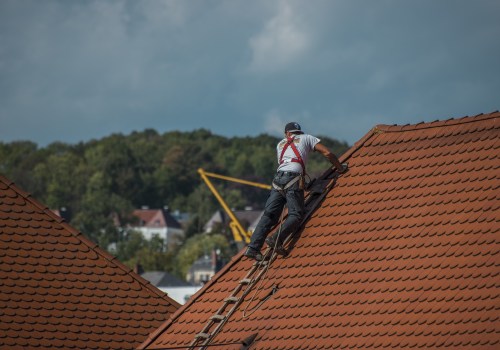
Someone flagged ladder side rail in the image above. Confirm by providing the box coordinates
[198,252,278,349]
[188,258,269,349]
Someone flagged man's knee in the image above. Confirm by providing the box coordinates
[262,210,280,224]
[287,211,303,226]
[287,203,304,220]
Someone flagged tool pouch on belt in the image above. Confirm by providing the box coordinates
[299,175,305,190]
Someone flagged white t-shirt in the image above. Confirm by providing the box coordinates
[276,134,321,173]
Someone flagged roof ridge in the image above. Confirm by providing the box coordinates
[338,126,381,164]
[0,175,180,308]
[375,111,499,134]
[333,111,499,165]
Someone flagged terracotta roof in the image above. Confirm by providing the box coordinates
[0,176,180,349]
[139,112,499,349]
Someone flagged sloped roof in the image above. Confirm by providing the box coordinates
[141,271,192,287]
[140,112,499,349]
[204,209,263,232]
[0,176,180,349]
[133,208,182,229]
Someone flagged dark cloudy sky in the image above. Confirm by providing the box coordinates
[1,0,499,146]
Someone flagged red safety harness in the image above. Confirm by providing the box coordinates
[279,136,305,174]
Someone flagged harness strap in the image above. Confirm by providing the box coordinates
[279,136,305,174]
[272,175,302,196]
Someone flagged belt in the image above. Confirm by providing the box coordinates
[273,173,303,195]
[277,170,302,176]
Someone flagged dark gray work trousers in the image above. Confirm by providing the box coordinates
[248,171,305,251]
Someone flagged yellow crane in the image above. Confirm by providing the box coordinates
[198,168,271,248]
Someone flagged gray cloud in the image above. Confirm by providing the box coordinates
[0,0,499,146]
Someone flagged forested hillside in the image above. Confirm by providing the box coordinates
[0,129,349,277]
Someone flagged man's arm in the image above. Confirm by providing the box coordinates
[314,143,346,173]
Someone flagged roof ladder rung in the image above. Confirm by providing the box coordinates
[195,332,211,339]
[254,260,268,267]
[210,314,225,322]
[224,296,239,303]
[190,250,276,347]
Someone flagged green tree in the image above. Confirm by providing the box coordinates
[0,141,46,194]
[173,233,230,279]
[72,171,133,248]
[115,230,146,262]
[183,185,218,238]
[117,232,177,272]
[84,134,143,203]
[34,151,87,210]
[127,129,164,208]
[1,128,350,276]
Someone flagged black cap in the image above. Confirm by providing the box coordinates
[284,122,303,134]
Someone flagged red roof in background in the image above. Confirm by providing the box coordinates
[133,209,182,229]
[140,112,499,349]
[0,177,180,349]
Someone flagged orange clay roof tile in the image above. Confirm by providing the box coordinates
[140,111,499,350]
[0,176,180,349]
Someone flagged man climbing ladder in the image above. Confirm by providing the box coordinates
[244,122,347,261]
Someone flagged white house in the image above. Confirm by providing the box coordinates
[129,208,184,248]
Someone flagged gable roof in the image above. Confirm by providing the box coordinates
[132,208,182,229]
[141,271,192,288]
[139,112,499,349]
[204,209,263,232]
[0,176,180,349]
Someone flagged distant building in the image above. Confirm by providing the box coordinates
[170,208,190,226]
[186,249,225,285]
[129,207,184,249]
[248,211,264,233]
[140,269,201,304]
[50,206,71,222]
[204,208,263,234]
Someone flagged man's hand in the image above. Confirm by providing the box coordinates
[337,163,348,174]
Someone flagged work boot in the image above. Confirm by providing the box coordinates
[243,247,263,261]
[265,236,287,256]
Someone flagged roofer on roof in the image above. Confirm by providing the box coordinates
[244,122,347,261]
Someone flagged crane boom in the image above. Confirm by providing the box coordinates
[198,168,271,246]
[199,170,272,190]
